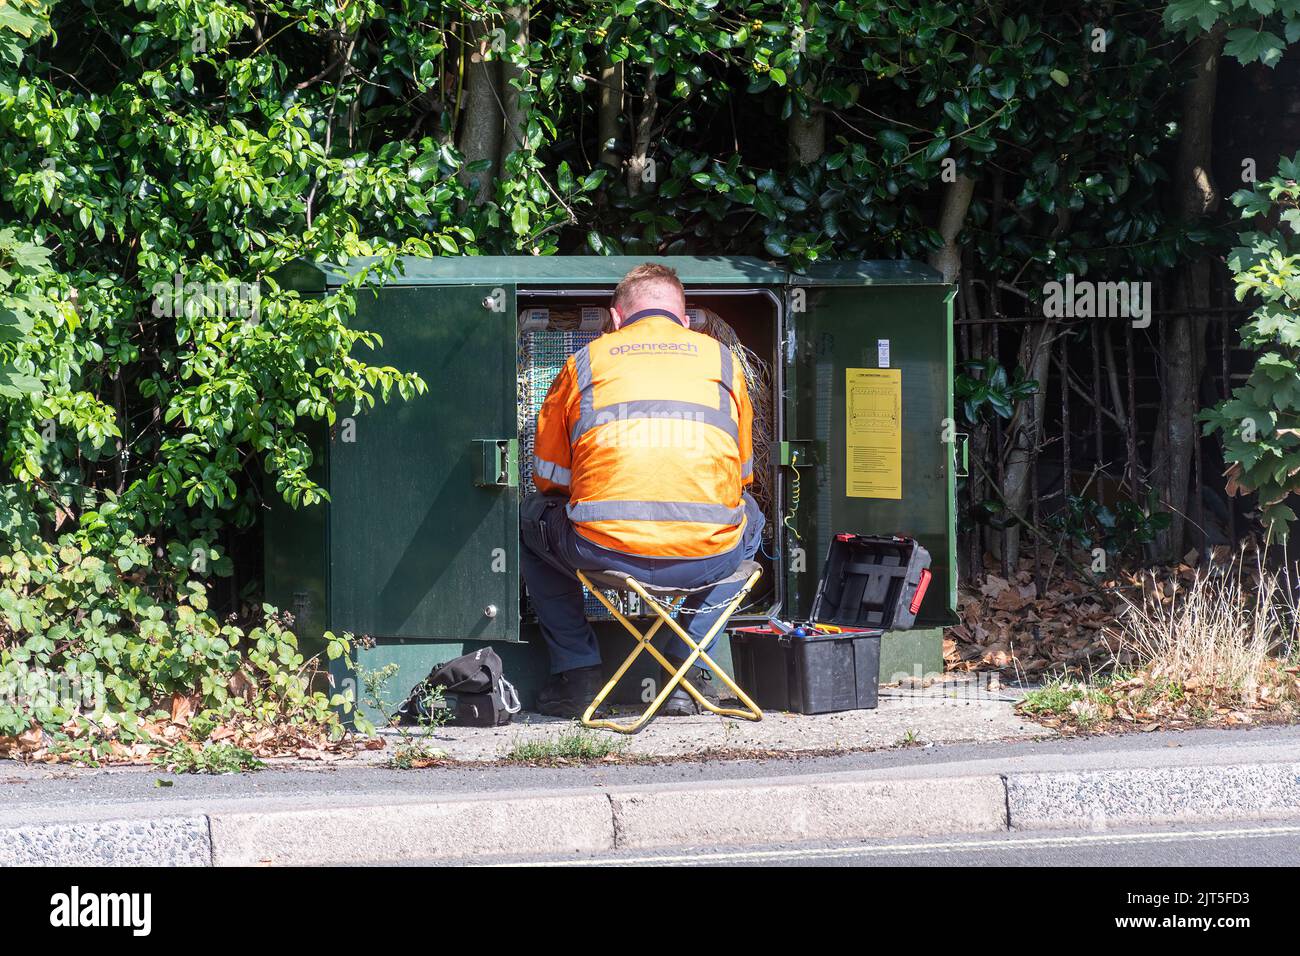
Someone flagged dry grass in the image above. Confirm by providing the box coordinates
[1019,554,1300,732]
[1114,556,1298,705]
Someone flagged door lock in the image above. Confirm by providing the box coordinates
[779,440,820,467]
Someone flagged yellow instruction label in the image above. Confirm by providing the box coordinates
[845,368,902,499]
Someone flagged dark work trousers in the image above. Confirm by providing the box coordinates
[520,492,766,674]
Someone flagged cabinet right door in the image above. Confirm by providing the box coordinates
[784,268,957,627]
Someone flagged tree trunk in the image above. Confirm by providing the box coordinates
[458,18,502,205]
[597,55,624,169]
[787,108,824,165]
[1000,320,1055,568]
[1153,23,1225,559]
[928,174,975,283]
[787,0,823,165]
[498,4,529,169]
[787,86,824,165]
[626,65,657,196]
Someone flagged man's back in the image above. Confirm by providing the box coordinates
[533,309,754,558]
[520,262,768,717]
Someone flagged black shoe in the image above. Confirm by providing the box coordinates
[657,658,722,716]
[536,665,605,719]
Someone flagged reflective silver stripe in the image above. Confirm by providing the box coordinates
[718,343,734,413]
[567,500,746,525]
[570,400,739,445]
[573,345,594,421]
[534,456,572,485]
[740,457,752,479]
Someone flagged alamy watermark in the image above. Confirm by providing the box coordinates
[0,667,106,718]
[151,275,261,323]
[590,403,713,450]
[883,667,1012,708]
[1041,273,1151,328]
[50,886,151,936]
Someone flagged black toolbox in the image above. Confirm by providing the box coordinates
[731,626,883,714]
[729,534,932,714]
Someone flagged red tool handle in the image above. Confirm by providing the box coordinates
[909,568,932,614]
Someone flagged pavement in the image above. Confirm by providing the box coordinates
[1,722,1298,866]
[366,673,1044,762]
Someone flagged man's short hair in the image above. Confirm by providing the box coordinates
[612,262,685,312]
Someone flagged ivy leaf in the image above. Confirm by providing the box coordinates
[763,232,790,257]
[877,129,909,153]
[510,204,530,236]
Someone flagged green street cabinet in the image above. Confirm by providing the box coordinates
[266,256,958,722]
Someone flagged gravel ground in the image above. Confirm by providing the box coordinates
[369,675,1047,762]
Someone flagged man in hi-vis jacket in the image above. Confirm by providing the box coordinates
[520,263,764,718]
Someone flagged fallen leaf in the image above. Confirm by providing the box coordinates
[980,575,1010,598]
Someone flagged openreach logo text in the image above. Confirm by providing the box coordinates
[50,886,152,937]
[608,341,699,356]
[1041,273,1152,328]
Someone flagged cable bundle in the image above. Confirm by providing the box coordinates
[693,307,775,521]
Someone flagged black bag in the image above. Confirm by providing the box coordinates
[396,648,521,727]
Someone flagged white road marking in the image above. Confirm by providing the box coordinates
[488,823,1300,867]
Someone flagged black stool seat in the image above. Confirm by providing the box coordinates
[580,559,761,598]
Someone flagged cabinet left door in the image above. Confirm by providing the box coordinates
[329,284,521,641]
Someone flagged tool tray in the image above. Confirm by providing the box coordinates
[810,533,932,630]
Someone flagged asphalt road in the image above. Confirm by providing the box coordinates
[449,819,1300,867]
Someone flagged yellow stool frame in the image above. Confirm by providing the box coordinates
[576,561,764,734]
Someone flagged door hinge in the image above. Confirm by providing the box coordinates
[473,438,518,487]
[953,432,969,478]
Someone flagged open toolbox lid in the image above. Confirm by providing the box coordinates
[810,534,932,630]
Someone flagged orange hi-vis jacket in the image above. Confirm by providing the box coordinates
[532,309,754,558]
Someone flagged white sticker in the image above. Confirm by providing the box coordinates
[877,339,890,368]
